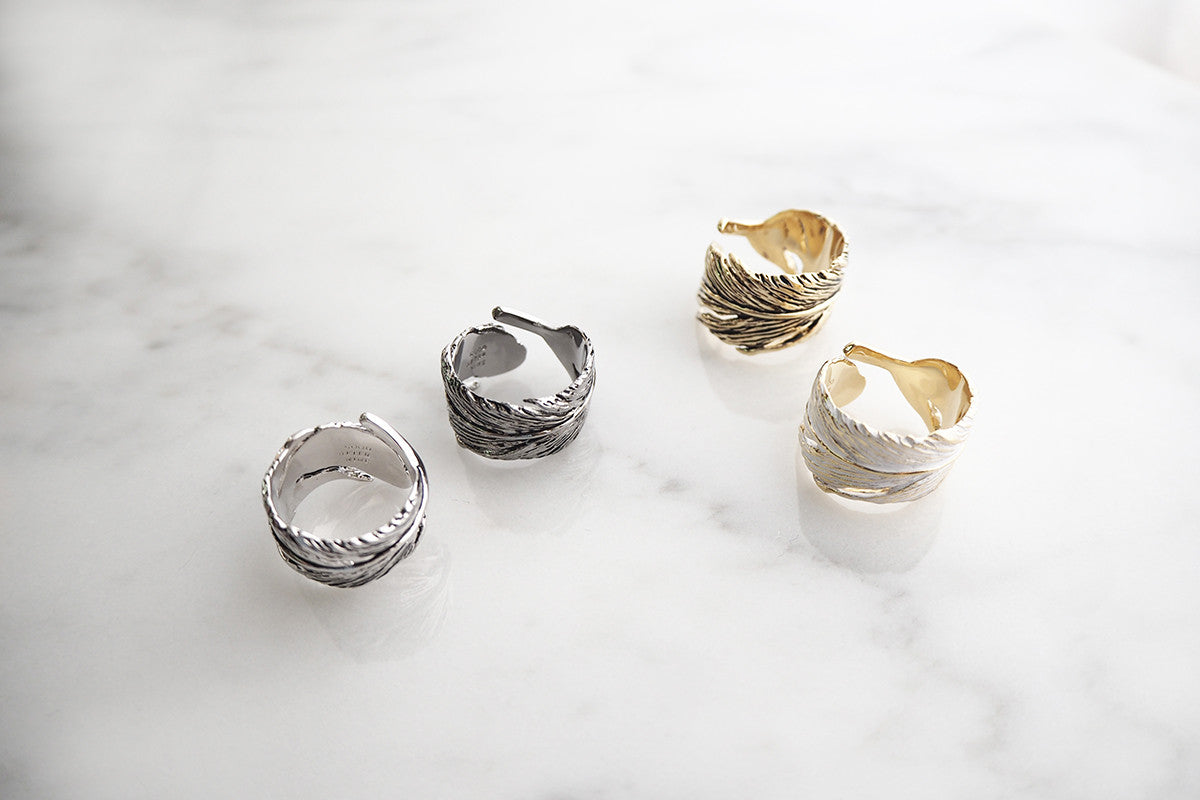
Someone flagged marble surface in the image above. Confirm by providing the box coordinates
[3,1,1200,797]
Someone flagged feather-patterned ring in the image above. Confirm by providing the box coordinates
[441,307,596,460]
[800,343,974,503]
[262,413,429,587]
[697,209,848,354]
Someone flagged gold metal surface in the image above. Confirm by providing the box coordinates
[697,209,848,354]
[718,210,846,275]
[831,343,972,433]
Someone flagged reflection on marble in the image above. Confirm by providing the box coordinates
[285,479,451,659]
[2,0,1200,797]
[290,540,451,662]
[795,442,943,573]
[694,317,832,422]
[459,432,601,535]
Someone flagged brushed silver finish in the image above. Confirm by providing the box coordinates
[262,412,428,587]
[441,307,596,460]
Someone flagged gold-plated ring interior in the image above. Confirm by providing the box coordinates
[718,209,846,275]
[826,343,972,434]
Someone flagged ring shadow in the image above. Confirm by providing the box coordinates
[292,538,451,661]
[458,430,601,534]
[248,478,453,662]
[693,319,834,422]
[793,440,943,573]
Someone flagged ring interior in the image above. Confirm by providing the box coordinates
[775,210,845,273]
[453,326,585,384]
[271,426,414,523]
[826,345,971,434]
[724,210,846,274]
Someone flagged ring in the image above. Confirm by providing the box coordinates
[262,412,429,587]
[441,307,596,460]
[697,209,848,353]
[800,343,974,503]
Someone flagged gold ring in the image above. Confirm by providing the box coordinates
[800,343,974,503]
[697,209,848,354]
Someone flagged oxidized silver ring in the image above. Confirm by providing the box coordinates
[698,209,848,353]
[262,412,428,587]
[800,343,974,503]
[441,307,596,460]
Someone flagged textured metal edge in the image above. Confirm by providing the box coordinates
[261,417,429,587]
[697,241,847,354]
[440,325,596,460]
[799,359,974,504]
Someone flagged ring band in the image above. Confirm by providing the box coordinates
[800,343,974,503]
[698,209,847,353]
[441,306,596,460]
[262,412,429,587]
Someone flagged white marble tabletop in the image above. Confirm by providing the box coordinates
[3,1,1199,797]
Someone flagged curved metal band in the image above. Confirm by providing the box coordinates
[800,344,974,503]
[697,209,848,354]
[441,307,596,460]
[261,412,428,587]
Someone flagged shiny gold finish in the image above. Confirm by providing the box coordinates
[697,209,848,354]
[717,210,846,275]
[830,343,972,433]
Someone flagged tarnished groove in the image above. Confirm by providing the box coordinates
[440,316,596,460]
[262,414,428,587]
[799,345,974,504]
[697,210,848,354]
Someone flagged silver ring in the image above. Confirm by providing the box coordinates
[800,343,974,503]
[698,209,848,353]
[262,412,429,587]
[441,306,596,460]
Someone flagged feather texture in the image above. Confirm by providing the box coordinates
[262,418,428,587]
[800,358,974,503]
[697,244,845,353]
[441,326,596,460]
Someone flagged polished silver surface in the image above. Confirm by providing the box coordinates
[262,412,428,587]
[441,307,596,460]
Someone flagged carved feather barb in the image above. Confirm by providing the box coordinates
[697,244,845,354]
[440,327,596,461]
[262,417,428,587]
[799,354,974,504]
